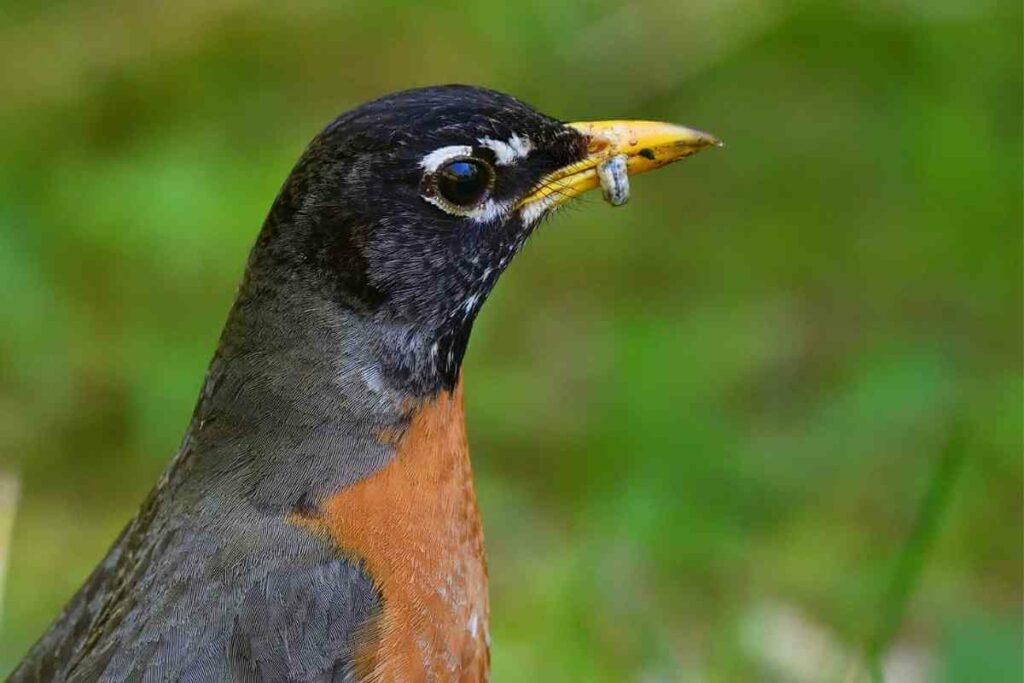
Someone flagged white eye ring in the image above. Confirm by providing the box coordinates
[424,156,495,214]
[419,146,510,221]
[419,145,473,173]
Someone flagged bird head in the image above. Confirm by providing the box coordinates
[249,85,719,395]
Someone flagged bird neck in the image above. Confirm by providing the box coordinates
[177,263,473,513]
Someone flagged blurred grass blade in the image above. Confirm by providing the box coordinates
[0,472,19,624]
[863,419,969,680]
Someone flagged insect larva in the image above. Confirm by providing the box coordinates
[597,154,630,206]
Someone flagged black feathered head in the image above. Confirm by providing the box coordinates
[246,85,718,393]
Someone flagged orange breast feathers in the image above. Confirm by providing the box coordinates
[294,381,490,682]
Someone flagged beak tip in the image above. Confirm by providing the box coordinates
[670,125,721,153]
[695,130,723,149]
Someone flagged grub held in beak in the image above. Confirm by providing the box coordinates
[519,120,721,214]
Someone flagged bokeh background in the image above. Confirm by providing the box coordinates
[0,1,1020,680]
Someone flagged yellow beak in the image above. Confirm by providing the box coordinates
[518,120,721,214]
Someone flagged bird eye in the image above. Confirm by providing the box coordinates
[435,158,494,208]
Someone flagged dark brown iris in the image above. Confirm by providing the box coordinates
[437,158,493,207]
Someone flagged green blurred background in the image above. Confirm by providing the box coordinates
[0,1,1020,680]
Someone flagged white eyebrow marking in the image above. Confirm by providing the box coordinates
[419,145,473,172]
[478,134,533,165]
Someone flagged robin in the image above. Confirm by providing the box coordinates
[10,85,719,682]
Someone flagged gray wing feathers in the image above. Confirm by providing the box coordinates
[10,518,379,683]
